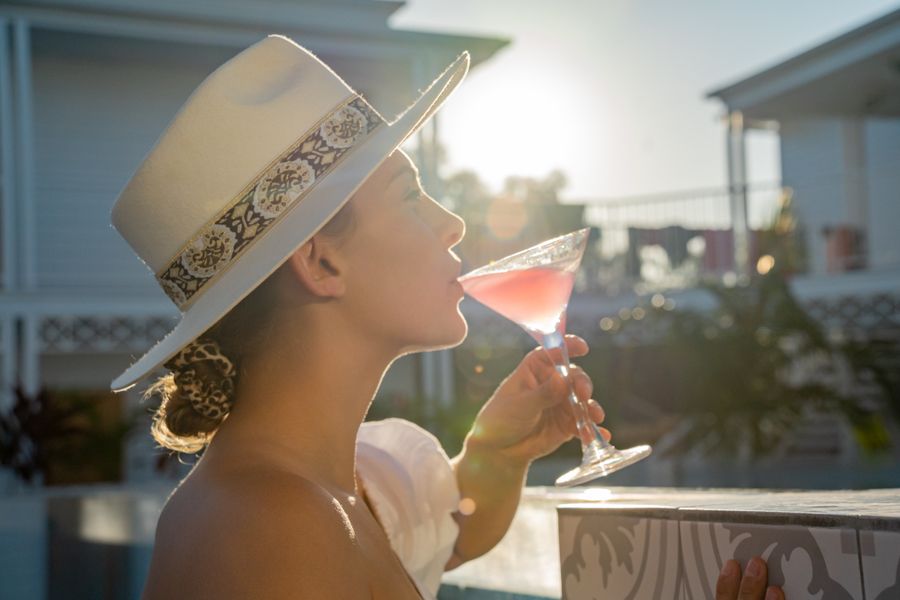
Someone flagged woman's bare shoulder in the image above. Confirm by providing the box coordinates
[145,468,369,599]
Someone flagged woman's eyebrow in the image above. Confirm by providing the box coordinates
[386,166,421,189]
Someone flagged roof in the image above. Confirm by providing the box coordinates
[706,6,900,120]
[2,0,510,67]
[3,0,510,118]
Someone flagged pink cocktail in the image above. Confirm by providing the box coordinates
[459,227,651,486]
[460,267,574,340]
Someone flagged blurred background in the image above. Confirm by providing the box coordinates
[0,0,898,598]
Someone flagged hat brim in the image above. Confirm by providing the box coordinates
[111,50,470,392]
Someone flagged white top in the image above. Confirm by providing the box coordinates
[356,418,461,599]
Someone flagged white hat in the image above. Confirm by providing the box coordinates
[110,34,470,392]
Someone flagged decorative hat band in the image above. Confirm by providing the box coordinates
[156,94,385,310]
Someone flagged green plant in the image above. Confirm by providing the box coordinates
[589,191,898,458]
[0,386,141,486]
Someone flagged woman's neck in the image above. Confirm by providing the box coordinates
[201,310,399,496]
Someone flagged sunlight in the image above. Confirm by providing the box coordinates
[579,487,613,501]
[439,53,612,195]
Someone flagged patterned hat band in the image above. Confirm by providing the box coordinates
[156,94,385,310]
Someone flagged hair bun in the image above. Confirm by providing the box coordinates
[164,337,237,420]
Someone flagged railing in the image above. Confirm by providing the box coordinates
[574,183,787,296]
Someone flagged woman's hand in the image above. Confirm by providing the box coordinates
[717,557,784,600]
[465,334,607,468]
[448,334,605,564]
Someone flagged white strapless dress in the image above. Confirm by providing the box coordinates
[356,418,461,600]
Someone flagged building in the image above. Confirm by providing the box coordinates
[0,0,508,483]
[630,6,900,487]
[707,6,900,282]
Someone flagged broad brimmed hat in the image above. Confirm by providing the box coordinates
[109,34,470,392]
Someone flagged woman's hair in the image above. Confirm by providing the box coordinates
[143,200,357,454]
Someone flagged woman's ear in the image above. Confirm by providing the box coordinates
[284,236,346,298]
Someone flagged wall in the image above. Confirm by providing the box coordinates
[865,117,900,270]
[780,115,900,275]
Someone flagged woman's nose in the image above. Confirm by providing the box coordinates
[441,206,466,249]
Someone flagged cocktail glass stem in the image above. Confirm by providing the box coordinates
[541,330,610,453]
[541,325,651,486]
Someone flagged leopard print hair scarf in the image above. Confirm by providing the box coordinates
[163,337,237,421]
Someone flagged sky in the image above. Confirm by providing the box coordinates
[389,0,900,202]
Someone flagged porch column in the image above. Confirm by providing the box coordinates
[13,18,34,291]
[726,110,750,280]
[20,314,40,397]
[0,20,14,410]
[0,19,14,294]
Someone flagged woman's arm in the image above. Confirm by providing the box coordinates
[444,335,601,569]
[444,436,531,568]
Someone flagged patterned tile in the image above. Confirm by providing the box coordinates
[680,519,863,600]
[558,509,680,600]
[859,529,900,600]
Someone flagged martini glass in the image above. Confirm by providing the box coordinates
[459,227,651,486]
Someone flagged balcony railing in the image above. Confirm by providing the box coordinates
[573,183,787,296]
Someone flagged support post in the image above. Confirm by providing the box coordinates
[0,19,16,293]
[13,18,34,291]
[726,110,749,280]
[19,314,40,397]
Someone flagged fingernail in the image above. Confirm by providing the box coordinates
[746,558,762,577]
[720,560,738,578]
[765,587,779,600]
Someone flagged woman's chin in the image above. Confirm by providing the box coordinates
[445,317,469,347]
[432,315,468,350]
[450,310,469,342]
[405,313,468,353]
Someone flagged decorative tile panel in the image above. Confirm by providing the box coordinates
[859,528,900,600]
[557,489,900,600]
[680,518,863,600]
[559,506,680,600]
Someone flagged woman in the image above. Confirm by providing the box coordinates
[110,35,783,599]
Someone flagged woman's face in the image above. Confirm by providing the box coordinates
[338,149,468,354]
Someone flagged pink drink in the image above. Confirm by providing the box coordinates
[460,266,575,336]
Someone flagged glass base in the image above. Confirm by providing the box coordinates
[554,442,652,487]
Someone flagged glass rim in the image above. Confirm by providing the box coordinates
[459,226,591,280]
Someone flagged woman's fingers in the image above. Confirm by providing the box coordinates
[531,364,593,411]
[539,334,589,358]
[716,560,740,600]
[560,398,610,443]
[586,397,605,424]
[716,557,776,600]
[527,335,589,377]
[737,557,768,599]
[572,366,593,403]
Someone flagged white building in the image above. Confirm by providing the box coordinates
[634,7,900,487]
[707,6,900,282]
[0,0,508,482]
